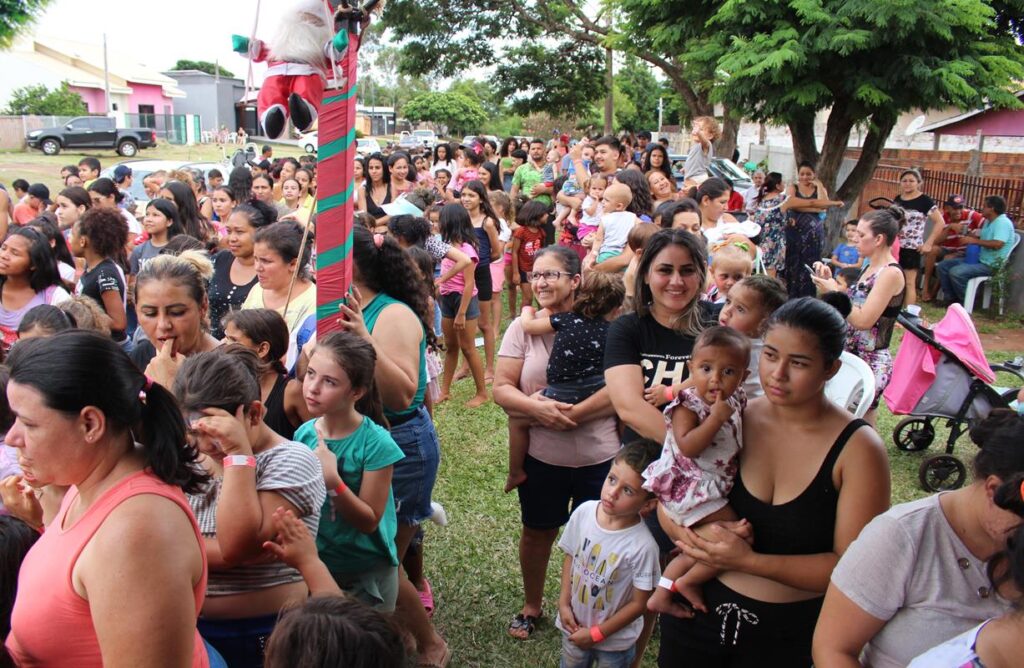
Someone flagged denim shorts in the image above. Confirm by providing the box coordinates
[518,455,612,530]
[439,291,480,320]
[388,405,441,525]
[561,636,636,668]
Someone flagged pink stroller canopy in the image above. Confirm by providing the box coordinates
[884,304,995,415]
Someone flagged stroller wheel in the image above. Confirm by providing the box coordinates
[919,455,967,492]
[893,417,935,452]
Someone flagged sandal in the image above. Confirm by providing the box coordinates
[507,612,541,639]
[419,578,435,618]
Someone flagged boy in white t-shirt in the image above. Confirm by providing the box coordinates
[557,440,662,668]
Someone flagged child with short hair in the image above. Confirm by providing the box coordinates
[511,200,549,307]
[705,242,753,303]
[644,326,752,617]
[577,175,607,249]
[835,266,862,292]
[831,220,862,269]
[622,223,660,313]
[718,274,787,399]
[557,440,662,668]
[504,273,626,492]
[684,116,721,184]
[586,183,638,267]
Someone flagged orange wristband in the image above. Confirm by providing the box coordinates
[664,386,674,403]
[589,626,605,643]
[327,481,348,497]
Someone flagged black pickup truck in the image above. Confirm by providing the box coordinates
[26,116,158,157]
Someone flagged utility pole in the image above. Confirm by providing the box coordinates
[603,10,613,136]
[214,58,221,134]
[103,33,111,116]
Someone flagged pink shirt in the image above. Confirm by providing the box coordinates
[439,242,479,296]
[7,470,209,667]
[498,318,620,467]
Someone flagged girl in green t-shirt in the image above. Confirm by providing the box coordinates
[296,331,405,611]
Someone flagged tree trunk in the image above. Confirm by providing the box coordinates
[816,104,855,194]
[788,116,819,168]
[717,109,740,162]
[821,112,899,249]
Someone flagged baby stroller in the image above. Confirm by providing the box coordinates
[884,304,1023,492]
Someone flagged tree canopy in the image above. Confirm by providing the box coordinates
[493,41,606,118]
[402,91,488,135]
[170,60,235,78]
[0,0,52,47]
[3,82,87,116]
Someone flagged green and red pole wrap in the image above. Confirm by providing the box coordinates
[315,26,358,335]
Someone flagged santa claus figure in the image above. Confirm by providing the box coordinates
[232,0,346,139]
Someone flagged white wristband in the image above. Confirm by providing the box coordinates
[658,576,677,592]
[223,455,256,468]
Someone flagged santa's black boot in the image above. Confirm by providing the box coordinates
[262,104,287,139]
[289,93,316,133]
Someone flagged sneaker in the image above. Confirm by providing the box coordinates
[429,501,448,526]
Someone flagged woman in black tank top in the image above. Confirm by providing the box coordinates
[658,298,890,668]
[811,207,906,423]
[221,309,309,439]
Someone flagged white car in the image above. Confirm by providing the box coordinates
[412,129,437,148]
[357,137,382,156]
[298,132,318,154]
[99,159,232,211]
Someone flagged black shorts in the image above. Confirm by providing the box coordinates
[658,579,823,668]
[898,247,922,270]
[517,454,612,530]
[474,263,492,302]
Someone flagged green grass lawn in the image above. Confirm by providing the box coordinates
[420,302,1024,667]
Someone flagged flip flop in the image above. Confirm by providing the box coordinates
[419,578,435,617]
[507,612,541,639]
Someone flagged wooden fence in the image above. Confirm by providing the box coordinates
[859,166,1024,221]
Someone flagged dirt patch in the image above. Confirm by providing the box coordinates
[979,328,1024,353]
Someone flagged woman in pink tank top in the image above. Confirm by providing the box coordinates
[1,331,212,667]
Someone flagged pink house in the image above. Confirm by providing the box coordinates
[0,36,185,120]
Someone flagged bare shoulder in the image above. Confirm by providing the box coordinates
[838,421,889,472]
[91,493,198,556]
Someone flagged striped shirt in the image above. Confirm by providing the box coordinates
[189,441,325,597]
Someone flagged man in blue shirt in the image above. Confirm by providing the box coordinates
[937,195,1018,305]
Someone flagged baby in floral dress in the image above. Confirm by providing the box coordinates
[644,326,751,617]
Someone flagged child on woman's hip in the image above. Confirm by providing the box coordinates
[642,326,752,618]
[504,273,625,494]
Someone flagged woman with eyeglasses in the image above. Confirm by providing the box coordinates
[493,245,620,641]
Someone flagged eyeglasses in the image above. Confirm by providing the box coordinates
[527,270,569,282]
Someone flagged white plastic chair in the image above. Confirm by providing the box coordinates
[963,232,1021,315]
[825,351,876,418]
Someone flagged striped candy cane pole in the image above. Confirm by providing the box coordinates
[315,22,358,335]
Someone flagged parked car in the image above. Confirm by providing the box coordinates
[397,132,421,151]
[668,155,754,192]
[26,116,158,157]
[412,129,437,148]
[298,131,318,154]
[357,137,382,156]
[99,159,231,213]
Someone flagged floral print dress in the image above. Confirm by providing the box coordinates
[642,387,746,527]
[846,263,905,406]
[752,193,788,272]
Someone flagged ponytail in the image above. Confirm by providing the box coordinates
[138,380,209,493]
[6,331,208,493]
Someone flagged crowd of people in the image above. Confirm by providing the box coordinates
[0,119,1020,668]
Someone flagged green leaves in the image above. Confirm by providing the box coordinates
[3,81,87,116]
[402,92,488,135]
[0,0,52,47]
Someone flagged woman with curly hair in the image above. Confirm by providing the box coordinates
[320,224,450,666]
[69,207,129,346]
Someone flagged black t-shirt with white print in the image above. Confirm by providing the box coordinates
[77,257,127,341]
[604,301,720,444]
